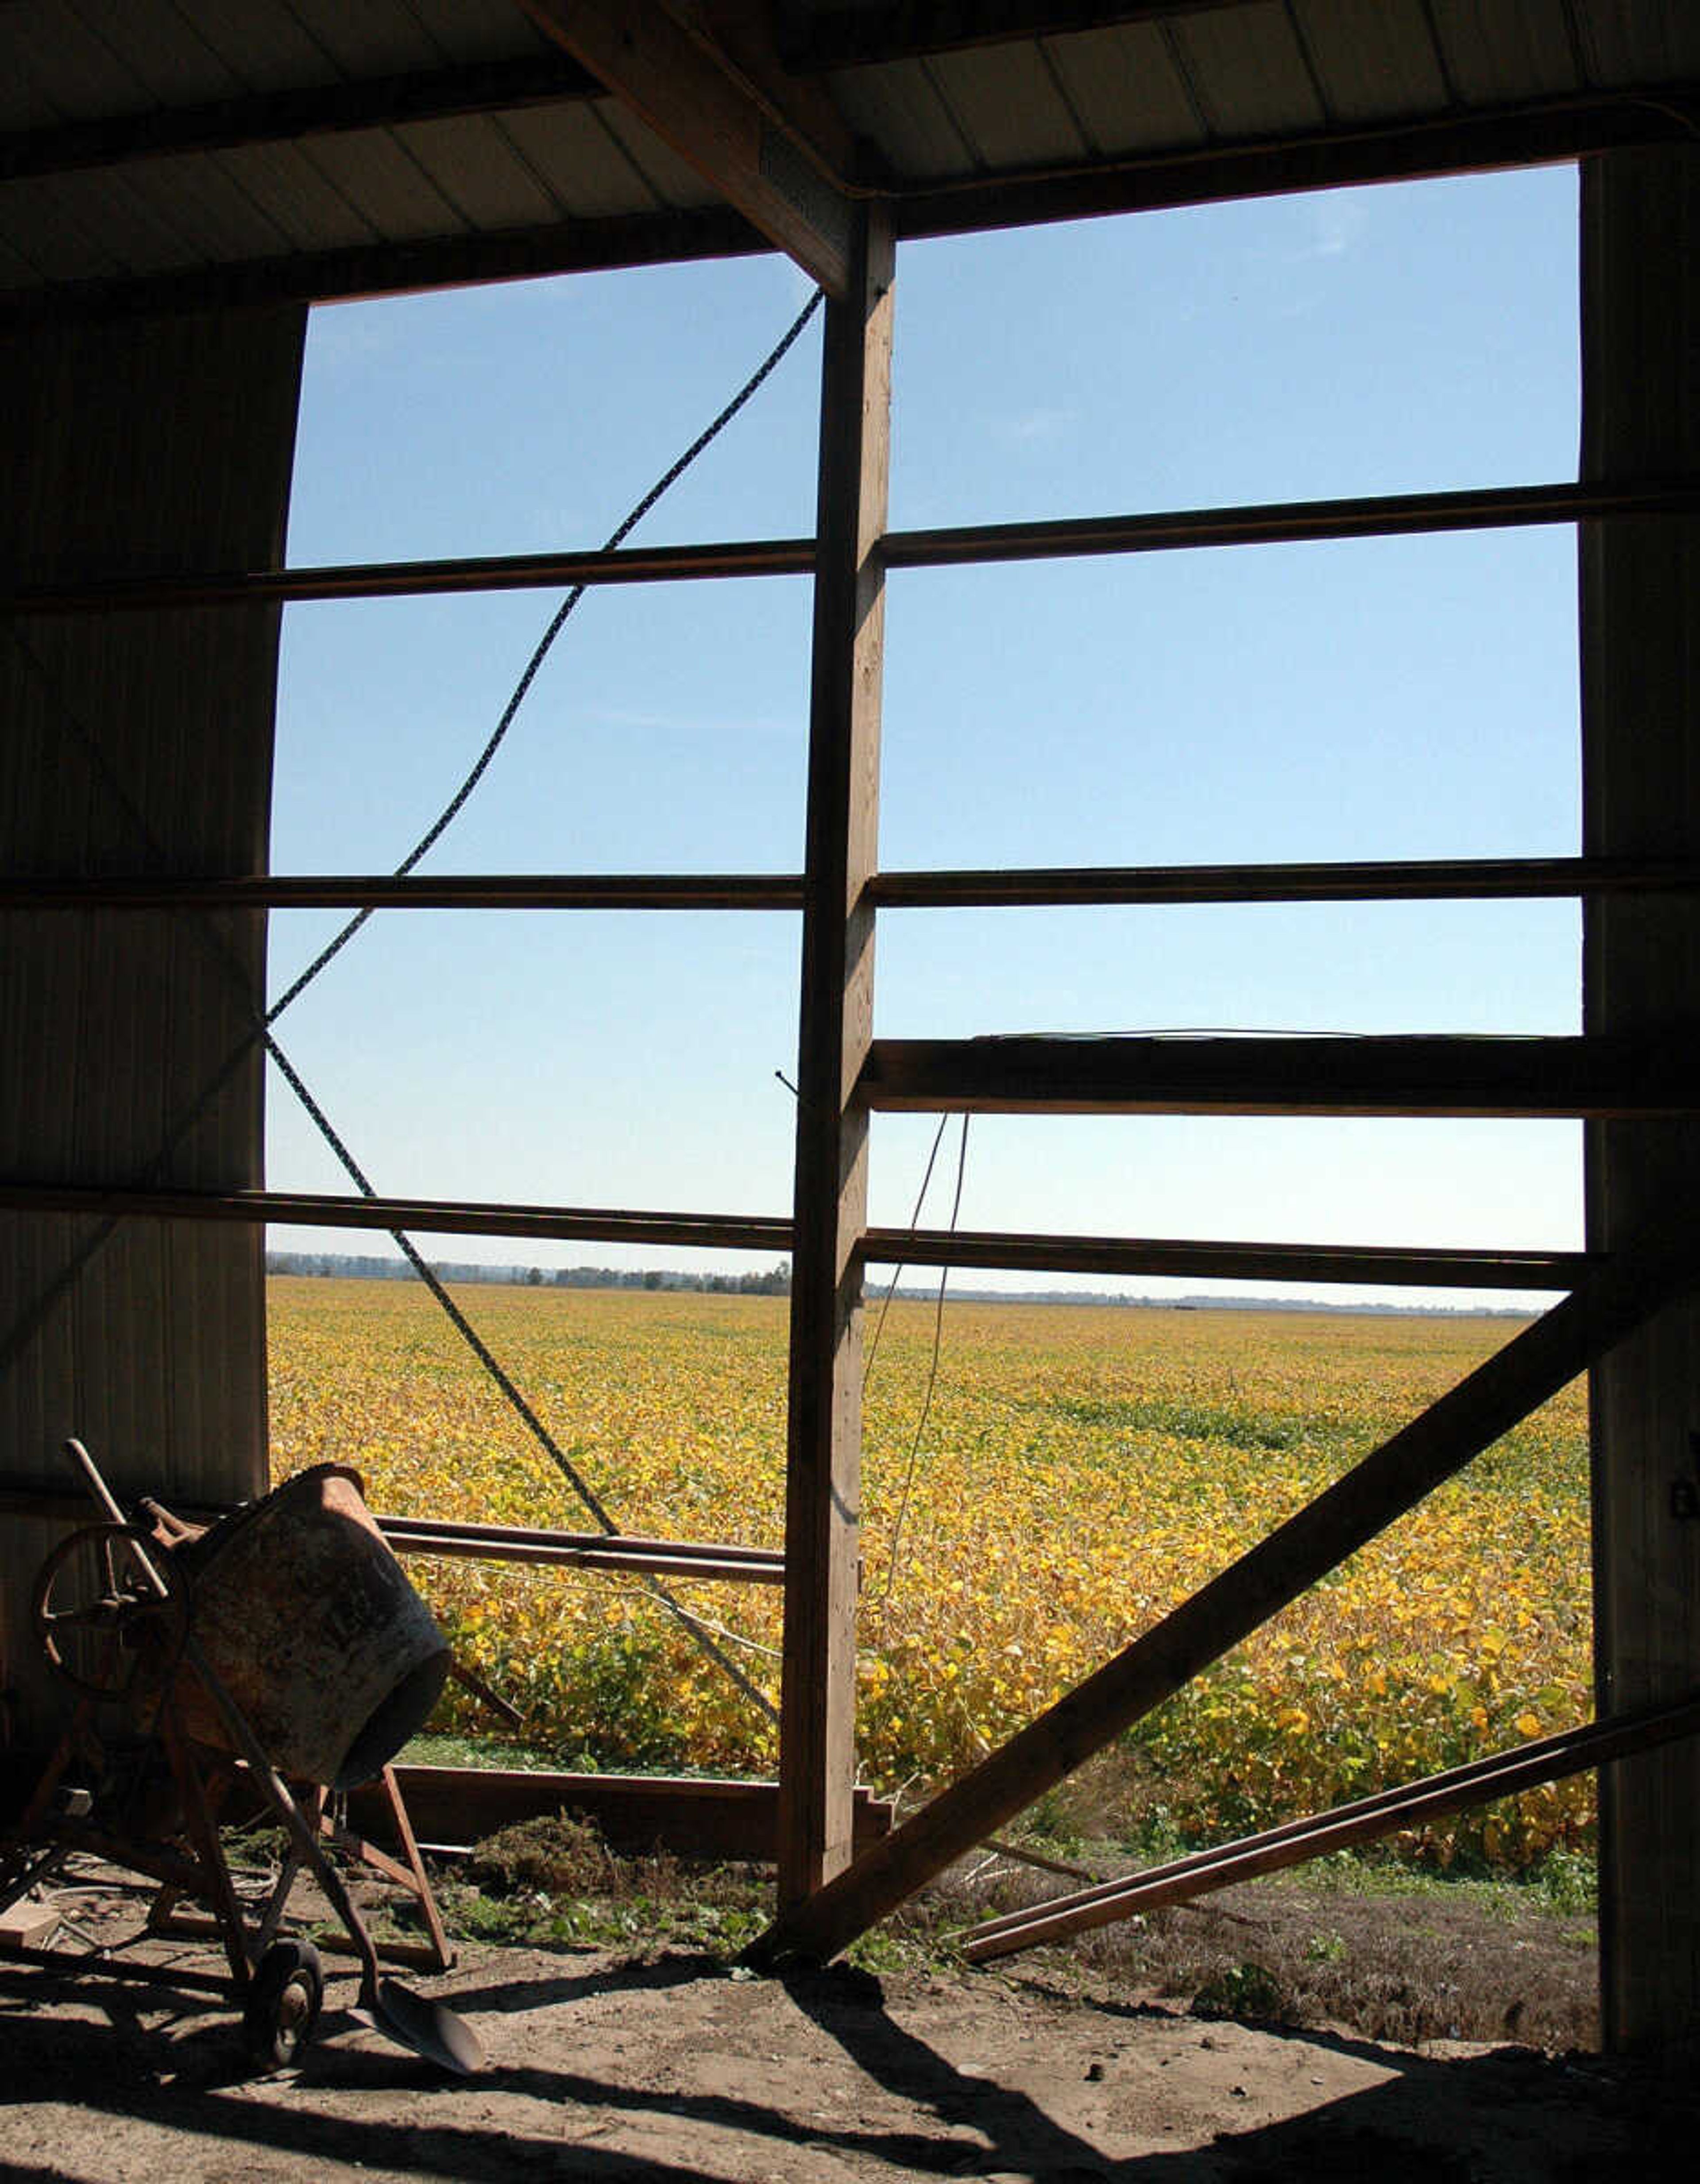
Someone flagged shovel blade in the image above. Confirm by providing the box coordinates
[374,1977,484,2075]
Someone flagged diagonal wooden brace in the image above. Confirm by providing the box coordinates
[748,1236,1700,1966]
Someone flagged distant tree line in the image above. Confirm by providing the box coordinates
[265,1250,791,1295]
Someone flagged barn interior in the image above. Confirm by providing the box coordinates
[1,0,1697,2064]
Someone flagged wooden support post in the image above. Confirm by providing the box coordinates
[1581,147,1700,2053]
[778,202,893,1908]
[750,1242,1700,1964]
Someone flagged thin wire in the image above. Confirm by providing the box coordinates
[266,288,824,1023]
[1,294,827,1727]
[879,1113,970,1602]
[862,1113,949,1391]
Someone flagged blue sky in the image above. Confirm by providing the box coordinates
[269,162,1584,1305]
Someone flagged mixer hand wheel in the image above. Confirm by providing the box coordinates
[31,1522,190,1701]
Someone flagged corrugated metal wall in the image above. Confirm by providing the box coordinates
[0,301,306,1750]
[1581,147,1700,2049]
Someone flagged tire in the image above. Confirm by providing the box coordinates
[243,1938,324,2069]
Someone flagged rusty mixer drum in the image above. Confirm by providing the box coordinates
[170,1463,448,1790]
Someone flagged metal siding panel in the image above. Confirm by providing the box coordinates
[500,101,665,217]
[1294,0,1452,120]
[1581,142,1700,2049]
[0,303,304,1744]
[923,46,1089,168]
[393,114,561,229]
[1173,4,1326,135]
[828,61,976,181]
[1043,23,1209,155]
[1426,0,1583,103]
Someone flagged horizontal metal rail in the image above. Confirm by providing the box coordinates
[11,857,1699,916]
[861,1033,1697,1119]
[0,1478,780,1585]
[880,478,1700,570]
[0,873,806,912]
[0,1181,1591,1291]
[6,536,815,616]
[12,478,1697,619]
[382,1515,784,1585]
[0,1181,793,1255]
[862,1227,1588,1292]
[868,854,1700,909]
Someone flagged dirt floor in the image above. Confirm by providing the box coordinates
[4,1927,1699,2184]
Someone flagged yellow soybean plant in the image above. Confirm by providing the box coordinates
[268,1278,1591,1872]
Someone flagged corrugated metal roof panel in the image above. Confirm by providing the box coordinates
[1294,0,1452,122]
[3,8,148,122]
[595,100,722,210]
[1041,23,1209,157]
[274,0,451,79]
[402,0,557,68]
[0,177,127,282]
[163,0,339,92]
[1174,4,1325,136]
[1426,0,1583,104]
[394,113,563,230]
[214,139,384,251]
[116,150,295,262]
[1580,0,1700,83]
[923,43,1090,170]
[66,0,249,107]
[829,61,977,181]
[298,126,475,241]
[502,100,668,219]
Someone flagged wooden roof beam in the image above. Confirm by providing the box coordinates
[520,0,859,297]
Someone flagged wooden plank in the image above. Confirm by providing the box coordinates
[963,1689,1700,1962]
[860,1033,1695,1119]
[749,1239,1700,1965]
[1580,146,1700,2053]
[345,1766,894,1862]
[6,533,815,616]
[0,1181,792,1255]
[882,479,1700,574]
[861,1227,1589,1291]
[519,0,854,297]
[868,855,1700,910]
[0,874,807,912]
[779,202,893,1907]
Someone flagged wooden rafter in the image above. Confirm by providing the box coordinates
[518,0,858,296]
[747,1236,1700,1965]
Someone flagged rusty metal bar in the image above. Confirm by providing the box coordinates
[962,1687,1700,1961]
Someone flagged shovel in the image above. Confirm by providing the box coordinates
[60,1439,484,2075]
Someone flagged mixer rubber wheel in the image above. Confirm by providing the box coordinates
[244,1939,324,2068]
